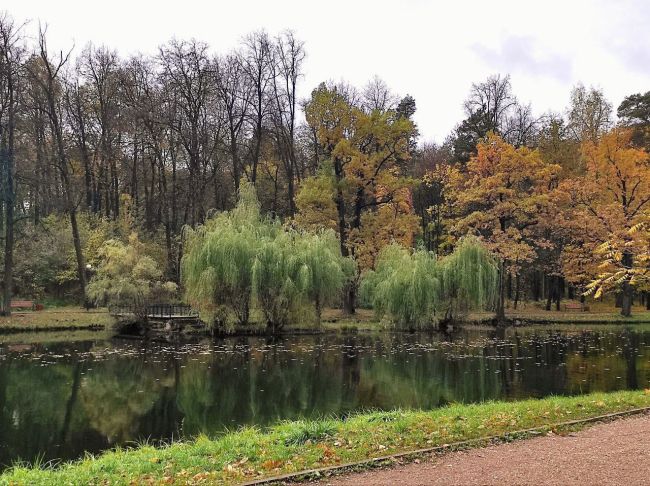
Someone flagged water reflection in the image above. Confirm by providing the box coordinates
[0,327,649,467]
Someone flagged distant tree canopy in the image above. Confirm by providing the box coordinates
[618,91,650,149]
[1,9,649,320]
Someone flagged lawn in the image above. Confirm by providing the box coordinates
[0,307,115,333]
[2,390,649,485]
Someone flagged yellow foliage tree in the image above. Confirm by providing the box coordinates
[301,84,418,312]
[563,129,650,315]
[449,133,561,319]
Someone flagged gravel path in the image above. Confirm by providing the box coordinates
[314,414,650,486]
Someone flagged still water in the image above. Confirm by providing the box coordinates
[0,326,649,467]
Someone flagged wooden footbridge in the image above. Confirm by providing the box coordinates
[110,304,199,322]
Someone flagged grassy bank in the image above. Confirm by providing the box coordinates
[3,390,649,485]
[467,300,650,325]
[0,307,115,333]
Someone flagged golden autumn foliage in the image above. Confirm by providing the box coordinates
[294,171,338,232]
[450,133,561,274]
[561,129,650,307]
[300,84,418,273]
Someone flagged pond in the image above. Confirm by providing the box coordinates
[1,326,649,468]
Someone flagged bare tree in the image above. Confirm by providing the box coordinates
[159,39,219,224]
[240,31,274,184]
[361,75,398,113]
[77,44,122,217]
[215,53,250,191]
[463,73,518,135]
[0,14,24,314]
[27,26,88,303]
[270,30,305,215]
[504,102,539,147]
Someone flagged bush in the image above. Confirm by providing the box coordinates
[86,233,177,320]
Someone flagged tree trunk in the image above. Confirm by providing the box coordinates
[343,285,356,315]
[620,250,633,317]
[495,260,506,321]
[70,208,88,304]
[621,284,632,317]
[513,274,520,310]
[1,58,16,315]
[2,146,14,316]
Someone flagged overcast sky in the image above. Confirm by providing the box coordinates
[6,0,650,141]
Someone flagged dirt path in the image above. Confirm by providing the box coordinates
[314,414,650,486]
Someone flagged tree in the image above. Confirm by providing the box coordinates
[0,14,24,314]
[586,220,650,312]
[294,230,351,323]
[86,233,177,321]
[182,181,348,332]
[182,181,265,328]
[451,74,538,164]
[360,237,497,329]
[563,129,650,316]
[566,84,612,143]
[158,39,219,225]
[450,134,561,320]
[240,31,274,185]
[302,82,418,312]
[412,158,456,254]
[27,27,89,305]
[269,31,305,215]
[618,91,650,149]
[463,74,517,134]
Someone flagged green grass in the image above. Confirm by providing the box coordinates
[0,307,115,333]
[3,390,649,485]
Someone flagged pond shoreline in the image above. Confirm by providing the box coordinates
[1,305,650,340]
[3,390,649,485]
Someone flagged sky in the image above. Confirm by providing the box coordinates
[6,0,650,142]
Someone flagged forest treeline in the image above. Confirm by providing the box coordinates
[1,12,649,318]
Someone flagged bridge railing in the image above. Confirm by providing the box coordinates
[109,304,198,318]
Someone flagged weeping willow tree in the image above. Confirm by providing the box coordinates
[182,182,272,328]
[360,237,498,329]
[295,230,355,323]
[438,237,500,320]
[182,181,348,332]
[251,231,303,333]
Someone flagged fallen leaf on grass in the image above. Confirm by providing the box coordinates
[261,459,283,470]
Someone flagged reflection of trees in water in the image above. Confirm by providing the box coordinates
[1,329,650,468]
[563,329,650,393]
[79,356,176,444]
[176,336,357,434]
[0,359,96,466]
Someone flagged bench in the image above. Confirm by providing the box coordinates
[564,302,589,312]
[10,300,36,311]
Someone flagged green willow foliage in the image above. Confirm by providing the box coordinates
[182,182,349,332]
[360,237,498,329]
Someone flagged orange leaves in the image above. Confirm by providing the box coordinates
[449,133,560,270]
[566,129,650,297]
[301,84,418,272]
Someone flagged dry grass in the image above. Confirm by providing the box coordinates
[0,307,115,332]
